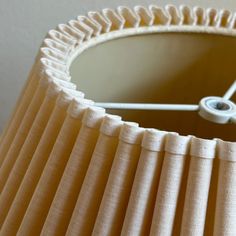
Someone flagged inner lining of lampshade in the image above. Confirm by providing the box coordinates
[70,32,236,141]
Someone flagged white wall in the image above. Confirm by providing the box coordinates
[0,0,236,131]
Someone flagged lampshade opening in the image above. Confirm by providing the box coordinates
[71,32,236,140]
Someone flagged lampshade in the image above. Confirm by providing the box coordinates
[0,4,236,236]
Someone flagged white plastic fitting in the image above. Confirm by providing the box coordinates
[199,96,236,124]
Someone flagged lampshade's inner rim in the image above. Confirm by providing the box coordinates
[34,4,236,142]
[70,30,236,141]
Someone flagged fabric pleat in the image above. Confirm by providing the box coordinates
[149,133,191,236]
[16,106,105,235]
[0,80,49,190]
[180,138,216,236]
[121,129,166,236]
[43,115,122,236]
[0,96,85,236]
[0,4,236,236]
[91,123,144,236]
[213,140,236,236]
[0,64,41,166]
[0,83,63,227]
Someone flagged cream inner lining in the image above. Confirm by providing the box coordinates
[71,32,236,141]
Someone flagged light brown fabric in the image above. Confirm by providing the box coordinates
[50,115,122,236]
[121,129,166,236]
[0,63,41,167]
[91,123,144,236]
[0,95,83,235]
[0,4,236,236]
[149,134,191,236]
[180,139,216,236]
[0,83,61,228]
[214,140,236,236]
[41,108,110,236]
[0,80,49,191]
[16,107,105,235]
[0,102,235,236]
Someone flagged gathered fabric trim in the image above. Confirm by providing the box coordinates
[31,4,236,159]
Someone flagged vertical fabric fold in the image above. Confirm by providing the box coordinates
[0,78,51,191]
[214,140,236,236]
[62,115,122,236]
[180,137,216,236]
[40,104,104,236]
[92,123,144,236]
[0,95,86,236]
[121,129,166,236]
[150,133,191,236]
[0,82,61,228]
[17,106,105,235]
[0,63,42,166]
[0,5,235,236]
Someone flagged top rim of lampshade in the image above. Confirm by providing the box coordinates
[35,4,236,147]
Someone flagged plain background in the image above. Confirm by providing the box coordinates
[0,0,236,131]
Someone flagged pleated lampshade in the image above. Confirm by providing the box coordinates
[0,4,236,236]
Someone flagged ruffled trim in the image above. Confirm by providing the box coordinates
[33,4,236,160]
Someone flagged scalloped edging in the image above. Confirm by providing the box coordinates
[26,4,236,157]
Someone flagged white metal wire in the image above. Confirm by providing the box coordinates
[223,80,236,100]
[95,103,199,111]
[95,80,236,124]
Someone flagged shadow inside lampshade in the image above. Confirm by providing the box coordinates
[71,32,236,141]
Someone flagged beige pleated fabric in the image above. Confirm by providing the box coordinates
[214,141,236,236]
[0,65,42,166]
[0,4,236,236]
[91,123,144,236]
[17,106,104,235]
[0,96,87,235]
[121,129,166,236]
[41,115,123,236]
